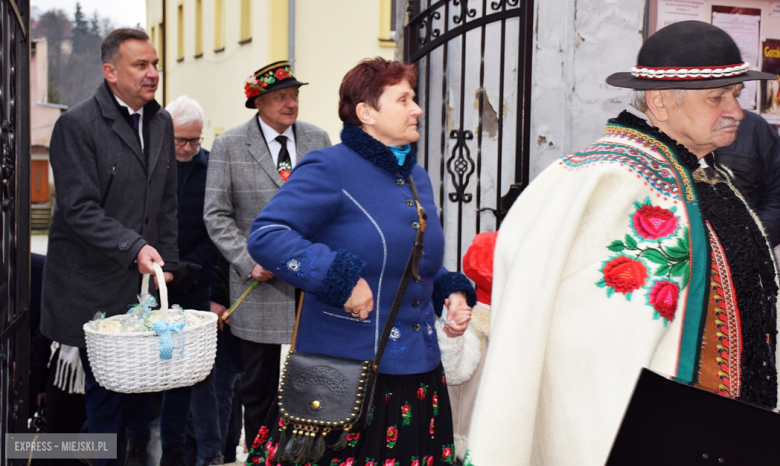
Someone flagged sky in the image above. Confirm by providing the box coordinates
[31,0,147,29]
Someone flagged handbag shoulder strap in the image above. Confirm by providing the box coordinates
[290,175,426,373]
[372,175,426,371]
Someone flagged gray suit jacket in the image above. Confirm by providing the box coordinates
[41,81,179,348]
[204,116,331,344]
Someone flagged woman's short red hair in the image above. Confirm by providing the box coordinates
[339,57,418,126]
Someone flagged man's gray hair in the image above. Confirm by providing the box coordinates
[101,28,151,65]
[629,89,688,112]
[166,95,205,126]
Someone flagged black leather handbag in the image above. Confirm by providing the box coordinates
[273,175,427,464]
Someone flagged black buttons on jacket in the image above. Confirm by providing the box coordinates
[406,199,414,207]
[396,178,405,186]
[413,323,421,331]
[412,300,419,307]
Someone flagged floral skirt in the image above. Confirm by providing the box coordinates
[245,363,456,466]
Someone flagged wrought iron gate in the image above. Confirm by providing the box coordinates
[404,0,533,270]
[0,0,30,462]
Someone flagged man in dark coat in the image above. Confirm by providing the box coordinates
[40,29,178,466]
[715,111,780,248]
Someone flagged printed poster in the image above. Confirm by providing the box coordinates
[760,39,780,124]
[712,7,762,110]
[656,0,707,29]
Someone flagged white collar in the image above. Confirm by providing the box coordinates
[114,95,144,116]
[257,115,294,144]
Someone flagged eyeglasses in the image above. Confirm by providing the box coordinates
[174,137,203,148]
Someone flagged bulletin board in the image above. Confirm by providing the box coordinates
[646,0,780,122]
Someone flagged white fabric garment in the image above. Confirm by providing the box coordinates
[49,342,86,395]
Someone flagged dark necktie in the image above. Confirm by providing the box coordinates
[131,113,142,150]
[276,135,292,181]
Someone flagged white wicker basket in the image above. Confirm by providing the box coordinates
[83,262,218,393]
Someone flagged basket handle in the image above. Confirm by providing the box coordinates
[140,262,169,321]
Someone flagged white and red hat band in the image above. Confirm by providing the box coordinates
[630,62,749,80]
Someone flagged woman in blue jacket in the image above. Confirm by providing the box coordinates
[245,58,475,465]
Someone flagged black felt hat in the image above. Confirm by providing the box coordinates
[243,60,308,109]
[606,20,776,89]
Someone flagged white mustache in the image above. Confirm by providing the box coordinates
[713,118,740,131]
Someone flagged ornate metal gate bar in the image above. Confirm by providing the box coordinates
[0,0,30,462]
[404,0,533,270]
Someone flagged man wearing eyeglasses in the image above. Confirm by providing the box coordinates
[203,60,331,445]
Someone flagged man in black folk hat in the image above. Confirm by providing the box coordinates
[203,61,331,444]
[468,21,780,465]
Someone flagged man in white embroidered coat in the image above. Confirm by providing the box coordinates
[468,21,780,465]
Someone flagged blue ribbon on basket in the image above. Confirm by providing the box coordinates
[152,321,186,359]
[128,294,158,314]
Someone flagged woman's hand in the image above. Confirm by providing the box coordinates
[344,278,374,321]
[443,291,471,337]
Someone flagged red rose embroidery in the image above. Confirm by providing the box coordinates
[255,426,269,446]
[402,403,410,415]
[432,394,438,406]
[648,280,679,321]
[244,84,260,99]
[277,417,284,427]
[632,205,679,240]
[429,417,435,434]
[339,459,354,466]
[602,255,649,294]
[279,169,291,182]
[264,443,277,466]
[442,447,452,460]
[426,456,434,466]
[417,387,425,400]
[366,462,375,466]
[384,460,396,466]
[347,433,359,441]
[386,426,398,443]
[442,375,446,384]
[252,457,262,463]
[412,461,420,466]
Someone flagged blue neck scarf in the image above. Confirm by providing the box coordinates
[388,144,412,166]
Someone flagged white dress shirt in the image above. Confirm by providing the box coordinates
[257,116,297,168]
[114,95,145,151]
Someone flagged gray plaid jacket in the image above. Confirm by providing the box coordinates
[204,116,331,344]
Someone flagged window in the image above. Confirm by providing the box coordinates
[157,21,164,64]
[239,0,252,44]
[195,0,203,57]
[214,0,224,51]
[177,4,184,61]
[379,0,397,47]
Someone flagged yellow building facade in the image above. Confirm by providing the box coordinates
[146,0,398,148]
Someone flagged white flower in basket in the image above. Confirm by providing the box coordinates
[83,262,218,393]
